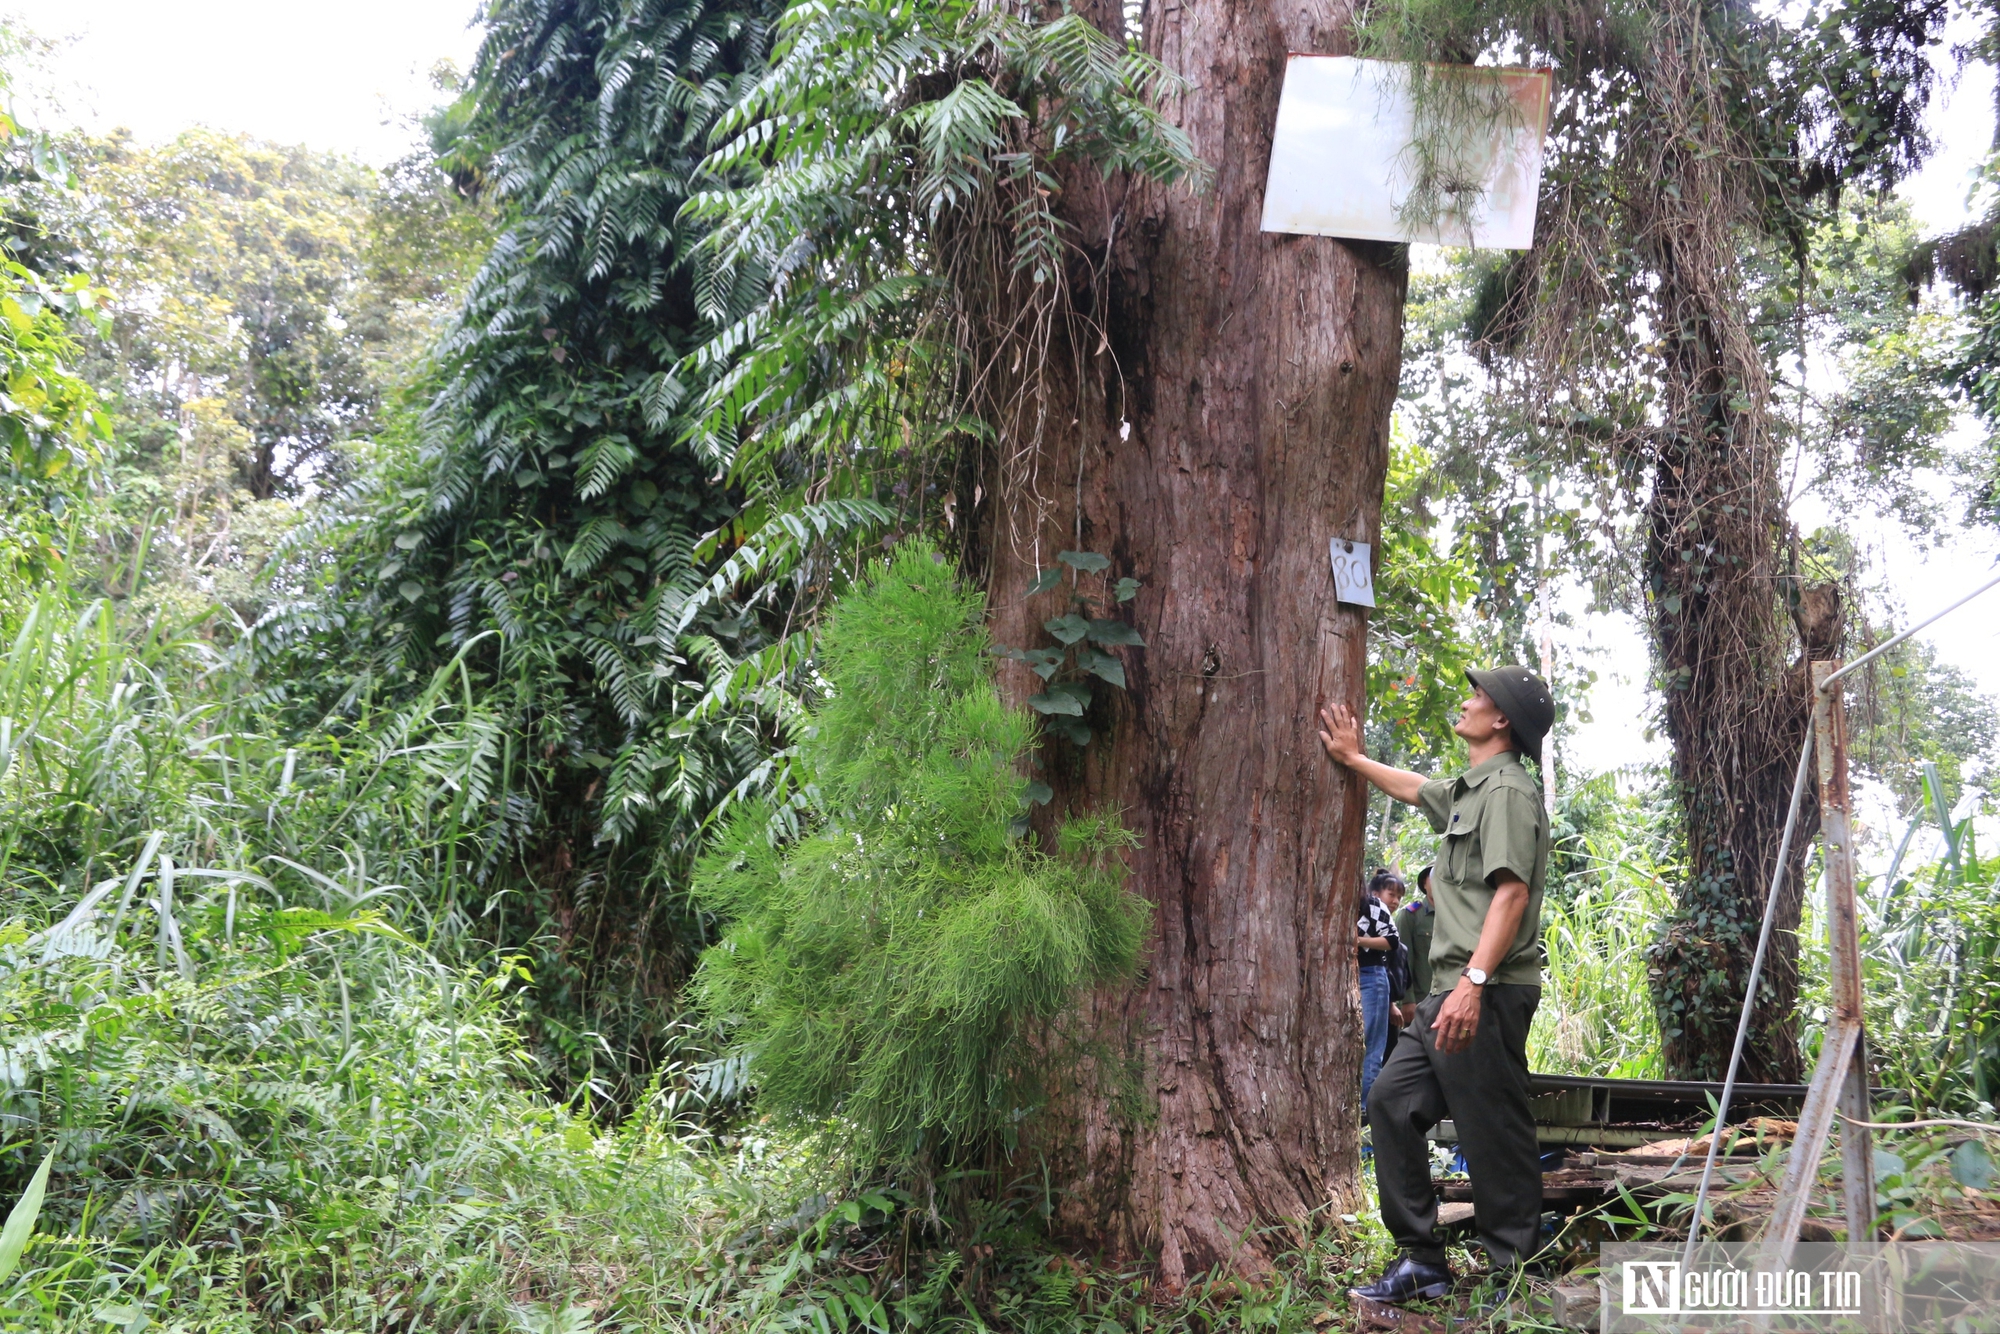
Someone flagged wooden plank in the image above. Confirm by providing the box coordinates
[1813,661,1875,1248]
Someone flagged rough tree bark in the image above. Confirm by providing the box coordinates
[973,0,1408,1283]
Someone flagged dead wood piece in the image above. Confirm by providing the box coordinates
[1640,1118,1798,1157]
[1437,1202,1476,1230]
[1595,1162,1767,1192]
[1440,1175,1609,1204]
[1551,1283,1601,1331]
[1350,1296,1443,1334]
[1594,1152,1758,1168]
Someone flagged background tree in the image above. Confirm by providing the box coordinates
[77,132,382,501]
[50,128,485,627]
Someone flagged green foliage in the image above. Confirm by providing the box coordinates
[0,258,106,577]
[0,1153,50,1286]
[1368,437,1481,762]
[1848,636,1998,814]
[1528,772,1679,1078]
[693,544,1147,1166]
[73,132,398,500]
[52,128,486,631]
[0,56,108,583]
[250,0,800,1095]
[0,550,544,1326]
[1812,778,2000,1116]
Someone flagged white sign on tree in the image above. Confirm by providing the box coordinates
[1329,539,1375,608]
[1260,56,1553,249]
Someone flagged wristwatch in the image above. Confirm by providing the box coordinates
[1461,966,1489,987]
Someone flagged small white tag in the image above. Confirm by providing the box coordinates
[1330,538,1375,607]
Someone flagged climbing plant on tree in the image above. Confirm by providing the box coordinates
[1366,0,1949,1080]
[693,0,1403,1277]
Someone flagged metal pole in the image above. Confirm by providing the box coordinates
[1818,570,2000,694]
[1539,622,1556,823]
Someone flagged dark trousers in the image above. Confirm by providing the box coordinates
[1368,983,1542,1268]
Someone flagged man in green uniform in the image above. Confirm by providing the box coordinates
[1317,667,1554,1303]
[1392,865,1434,1027]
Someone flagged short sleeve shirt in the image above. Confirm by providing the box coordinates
[1357,895,1399,969]
[1392,901,1434,1001]
[1415,751,1549,988]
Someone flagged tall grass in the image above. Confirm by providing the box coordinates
[1527,773,1677,1079]
[0,574,571,1326]
[0,565,1337,1332]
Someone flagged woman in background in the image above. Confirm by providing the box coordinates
[1358,867,1404,1110]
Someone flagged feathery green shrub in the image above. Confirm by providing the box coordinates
[693,543,1148,1166]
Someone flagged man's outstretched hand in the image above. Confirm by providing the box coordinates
[1319,702,1426,804]
[1318,703,1364,767]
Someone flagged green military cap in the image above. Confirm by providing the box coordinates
[1466,665,1555,748]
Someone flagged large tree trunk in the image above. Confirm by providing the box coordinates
[974,0,1407,1283]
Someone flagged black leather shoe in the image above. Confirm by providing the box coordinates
[1347,1256,1453,1305]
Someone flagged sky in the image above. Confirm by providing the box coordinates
[8,0,1999,810]
[6,0,484,166]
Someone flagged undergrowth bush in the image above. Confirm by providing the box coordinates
[1800,777,2000,1116]
[693,543,1149,1169]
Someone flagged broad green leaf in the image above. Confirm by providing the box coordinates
[1080,648,1126,688]
[1114,577,1141,602]
[1951,1140,1994,1190]
[0,1149,53,1283]
[1057,550,1110,572]
[1050,717,1092,745]
[1027,690,1085,716]
[992,645,1066,679]
[1025,568,1063,595]
[1086,619,1144,647]
[1044,614,1089,644]
[1021,780,1053,806]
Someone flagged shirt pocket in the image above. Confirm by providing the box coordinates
[1442,800,1477,885]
